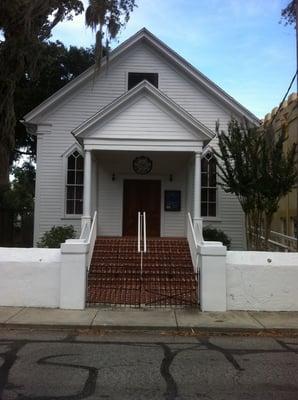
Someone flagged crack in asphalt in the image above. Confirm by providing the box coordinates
[0,340,26,399]
[159,343,179,400]
[16,353,99,400]
[0,336,297,399]
[198,338,245,371]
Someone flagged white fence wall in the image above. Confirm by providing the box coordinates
[1,244,298,312]
[0,248,61,308]
[226,251,298,311]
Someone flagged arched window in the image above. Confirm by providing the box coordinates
[201,153,217,217]
[66,151,84,215]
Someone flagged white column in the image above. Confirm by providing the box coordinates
[193,152,202,222]
[199,243,227,311]
[60,239,88,309]
[82,149,92,229]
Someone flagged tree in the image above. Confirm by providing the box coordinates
[85,0,136,66]
[0,0,84,188]
[5,162,35,216]
[14,41,95,161]
[2,42,95,246]
[0,0,136,244]
[281,0,296,27]
[214,120,297,250]
[3,162,35,246]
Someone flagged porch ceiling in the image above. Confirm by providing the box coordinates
[93,150,192,175]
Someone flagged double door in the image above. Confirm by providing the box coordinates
[122,179,161,237]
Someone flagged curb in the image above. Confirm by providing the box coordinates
[1,323,298,336]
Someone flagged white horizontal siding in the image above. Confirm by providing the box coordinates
[43,42,233,131]
[33,133,82,244]
[162,168,187,237]
[34,39,246,247]
[97,165,123,236]
[202,137,245,250]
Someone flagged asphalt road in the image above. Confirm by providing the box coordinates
[0,328,298,400]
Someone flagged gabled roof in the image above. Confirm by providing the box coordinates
[72,80,214,141]
[24,27,259,124]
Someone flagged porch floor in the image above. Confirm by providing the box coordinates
[87,237,198,307]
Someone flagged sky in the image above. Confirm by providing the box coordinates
[51,0,297,118]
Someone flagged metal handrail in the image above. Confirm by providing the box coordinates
[187,212,198,247]
[143,212,147,253]
[270,230,297,242]
[87,211,97,271]
[137,211,147,277]
[138,211,141,253]
[250,226,297,252]
[187,213,198,272]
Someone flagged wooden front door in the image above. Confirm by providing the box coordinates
[123,180,161,237]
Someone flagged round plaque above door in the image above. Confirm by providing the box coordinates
[132,156,153,175]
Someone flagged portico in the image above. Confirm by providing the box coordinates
[79,148,204,238]
[73,80,214,237]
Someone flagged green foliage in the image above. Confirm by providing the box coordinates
[280,0,296,27]
[203,227,231,249]
[214,119,297,250]
[0,0,136,163]
[37,225,76,248]
[0,1,85,182]
[85,0,136,66]
[4,162,35,214]
[14,41,95,162]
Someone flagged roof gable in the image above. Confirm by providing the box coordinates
[24,28,259,125]
[72,80,214,142]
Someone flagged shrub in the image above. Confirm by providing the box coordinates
[203,226,231,249]
[37,225,76,248]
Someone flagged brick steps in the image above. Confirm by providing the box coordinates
[87,237,198,307]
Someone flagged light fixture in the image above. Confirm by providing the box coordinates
[112,172,115,181]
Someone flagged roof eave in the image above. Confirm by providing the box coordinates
[23,29,148,122]
[24,27,260,125]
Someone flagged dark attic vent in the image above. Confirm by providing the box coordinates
[128,72,158,90]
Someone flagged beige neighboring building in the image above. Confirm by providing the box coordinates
[263,92,298,238]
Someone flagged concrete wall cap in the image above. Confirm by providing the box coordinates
[60,242,89,254]
[198,244,227,256]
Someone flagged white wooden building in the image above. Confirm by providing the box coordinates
[23,28,259,249]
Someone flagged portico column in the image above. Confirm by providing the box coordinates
[81,149,92,229]
[193,151,202,222]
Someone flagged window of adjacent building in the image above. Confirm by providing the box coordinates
[66,151,84,215]
[201,154,217,217]
[128,72,158,90]
[280,217,287,235]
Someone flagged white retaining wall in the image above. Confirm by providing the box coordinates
[0,248,61,308]
[226,251,298,311]
[1,246,298,312]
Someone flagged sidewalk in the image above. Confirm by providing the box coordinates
[1,306,298,332]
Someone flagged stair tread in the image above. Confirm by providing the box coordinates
[88,236,198,307]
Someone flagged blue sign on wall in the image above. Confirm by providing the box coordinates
[164,190,181,211]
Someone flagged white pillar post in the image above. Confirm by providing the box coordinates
[193,151,202,224]
[82,149,92,229]
[60,239,88,309]
[199,243,227,311]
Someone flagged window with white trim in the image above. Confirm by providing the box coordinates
[66,151,84,215]
[201,153,217,217]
